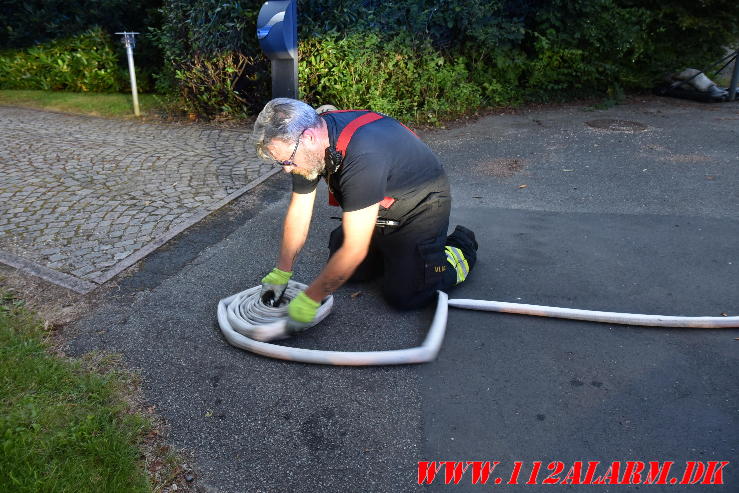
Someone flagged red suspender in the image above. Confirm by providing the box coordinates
[325,111,396,209]
[335,112,384,154]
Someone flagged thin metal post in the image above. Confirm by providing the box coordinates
[115,32,141,116]
[728,48,739,102]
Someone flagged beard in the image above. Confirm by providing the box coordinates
[293,152,326,181]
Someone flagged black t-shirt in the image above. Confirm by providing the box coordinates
[292,111,449,220]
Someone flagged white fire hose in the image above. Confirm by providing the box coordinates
[217,282,739,366]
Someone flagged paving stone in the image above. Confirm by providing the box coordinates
[0,107,271,287]
[113,250,134,261]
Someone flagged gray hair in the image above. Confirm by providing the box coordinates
[253,98,321,160]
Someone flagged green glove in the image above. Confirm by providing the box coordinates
[286,291,320,334]
[260,267,292,306]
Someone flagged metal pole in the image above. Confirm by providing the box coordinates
[728,48,739,102]
[125,44,140,116]
[116,32,141,116]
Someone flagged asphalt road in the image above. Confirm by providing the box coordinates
[68,96,738,492]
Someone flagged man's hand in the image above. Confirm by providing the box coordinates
[260,267,292,306]
[286,291,320,334]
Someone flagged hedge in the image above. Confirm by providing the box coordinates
[152,0,738,122]
[1,1,737,123]
[0,28,123,92]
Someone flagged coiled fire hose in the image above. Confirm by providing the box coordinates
[217,282,739,366]
[217,281,447,365]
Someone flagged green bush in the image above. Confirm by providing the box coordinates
[3,1,736,118]
[467,45,527,107]
[0,0,164,90]
[521,0,653,100]
[299,0,526,113]
[519,0,737,101]
[299,32,482,124]
[148,0,739,121]
[0,28,123,92]
[299,0,524,55]
[621,0,739,77]
[150,0,269,117]
[152,0,520,121]
[173,51,264,118]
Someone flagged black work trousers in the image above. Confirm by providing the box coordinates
[328,198,457,310]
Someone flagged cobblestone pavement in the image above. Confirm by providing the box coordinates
[0,106,278,293]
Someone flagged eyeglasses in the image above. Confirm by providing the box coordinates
[275,132,303,168]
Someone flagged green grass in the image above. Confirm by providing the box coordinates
[0,292,152,493]
[0,90,162,119]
